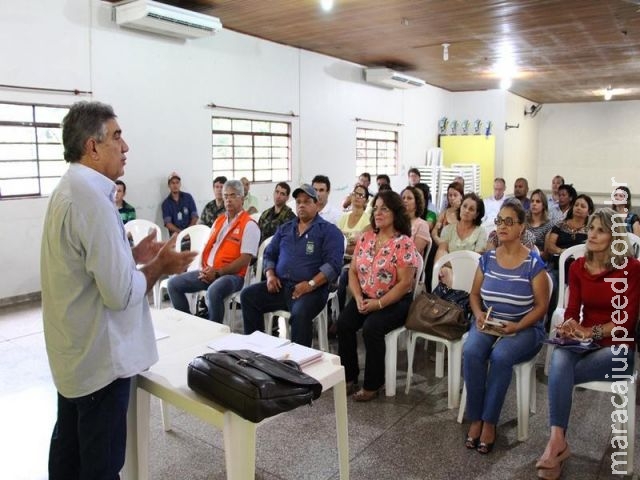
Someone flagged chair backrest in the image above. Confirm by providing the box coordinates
[412,254,424,300]
[255,235,273,283]
[557,243,586,308]
[177,224,212,271]
[431,250,481,293]
[123,219,162,245]
[628,232,640,258]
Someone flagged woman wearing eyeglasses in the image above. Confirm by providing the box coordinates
[337,184,372,256]
[337,190,419,402]
[463,198,549,454]
[612,186,640,236]
[537,208,640,479]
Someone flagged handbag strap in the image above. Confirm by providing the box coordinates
[216,350,323,398]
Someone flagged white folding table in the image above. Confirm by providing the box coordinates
[122,308,349,479]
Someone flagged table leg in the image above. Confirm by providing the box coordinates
[222,411,256,480]
[122,378,151,480]
[333,378,350,480]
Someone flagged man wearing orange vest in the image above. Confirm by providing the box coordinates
[168,179,260,323]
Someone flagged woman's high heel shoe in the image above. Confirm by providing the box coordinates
[536,444,571,469]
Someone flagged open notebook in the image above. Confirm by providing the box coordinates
[207,331,324,367]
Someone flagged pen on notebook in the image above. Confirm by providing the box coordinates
[481,306,493,330]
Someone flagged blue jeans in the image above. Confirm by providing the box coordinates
[548,345,635,429]
[463,322,544,424]
[241,280,328,347]
[167,270,244,323]
[49,377,131,480]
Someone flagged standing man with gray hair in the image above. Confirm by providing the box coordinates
[41,101,196,480]
[168,179,260,323]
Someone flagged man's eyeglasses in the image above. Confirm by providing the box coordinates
[352,191,366,199]
[494,216,520,226]
[223,193,239,200]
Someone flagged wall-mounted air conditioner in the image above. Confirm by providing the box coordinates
[112,0,222,39]
[364,68,426,89]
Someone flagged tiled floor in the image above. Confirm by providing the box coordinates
[1,301,637,480]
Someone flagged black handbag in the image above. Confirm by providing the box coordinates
[187,349,323,423]
[404,283,471,340]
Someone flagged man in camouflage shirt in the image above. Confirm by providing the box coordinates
[258,181,296,242]
[200,175,227,227]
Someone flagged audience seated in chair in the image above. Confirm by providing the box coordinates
[241,183,344,346]
[537,208,640,478]
[258,181,296,243]
[199,175,227,227]
[463,200,549,455]
[337,190,420,402]
[162,172,199,250]
[168,180,260,323]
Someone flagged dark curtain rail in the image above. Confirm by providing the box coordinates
[0,84,92,96]
[206,103,298,118]
[355,117,403,127]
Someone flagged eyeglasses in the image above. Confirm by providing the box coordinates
[494,216,520,226]
[223,193,239,199]
[352,191,366,199]
[373,206,391,214]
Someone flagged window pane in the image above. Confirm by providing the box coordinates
[40,160,68,177]
[0,104,33,122]
[0,144,37,160]
[0,178,39,196]
[0,126,35,143]
[236,170,252,180]
[234,146,253,158]
[236,159,253,170]
[232,119,252,132]
[39,144,64,160]
[212,117,231,131]
[272,137,289,147]
[252,121,269,133]
[233,134,253,146]
[255,158,271,169]
[213,159,233,170]
[35,106,67,124]
[37,127,63,144]
[271,123,288,134]
[212,134,232,145]
[255,147,271,158]
[0,161,38,178]
[254,170,272,182]
[254,136,271,147]
[272,158,288,169]
[213,146,232,157]
[272,147,288,158]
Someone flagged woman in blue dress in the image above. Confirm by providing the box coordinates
[463,198,550,454]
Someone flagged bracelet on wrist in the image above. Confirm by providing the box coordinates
[378,299,383,310]
[591,324,604,341]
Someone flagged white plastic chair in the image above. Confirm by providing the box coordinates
[404,250,480,407]
[155,224,211,310]
[221,236,272,330]
[123,219,162,245]
[123,219,162,306]
[543,244,586,374]
[383,254,423,397]
[457,271,554,441]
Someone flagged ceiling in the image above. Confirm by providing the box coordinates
[118,0,640,103]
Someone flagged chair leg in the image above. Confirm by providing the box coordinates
[516,362,532,441]
[435,343,445,378]
[530,362,537,414]
[448,341,463,409]
[160,400,172,432]
[316,310,328,352]
[405,333,418,394]
[457,383,466,424]
[384,330,400,397]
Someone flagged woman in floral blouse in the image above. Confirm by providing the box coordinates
[337,190,420,402]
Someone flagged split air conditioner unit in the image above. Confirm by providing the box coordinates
[112,0,222,39]
[364,68,426,89]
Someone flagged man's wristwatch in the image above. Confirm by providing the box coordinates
[308,279,317,289]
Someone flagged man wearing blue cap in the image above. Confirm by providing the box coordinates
[241,183,344,347]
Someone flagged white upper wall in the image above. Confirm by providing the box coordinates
[1,0,637,300]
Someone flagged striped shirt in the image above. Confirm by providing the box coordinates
[479,249,546,323]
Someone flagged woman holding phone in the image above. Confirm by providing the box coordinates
[462,198,549,454]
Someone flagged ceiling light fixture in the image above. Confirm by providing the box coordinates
[604,85,613,101]
[320,0,334,12]
[442,43,450,61]
[500,77,512,90]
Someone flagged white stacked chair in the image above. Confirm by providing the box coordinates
[123,219,162,306]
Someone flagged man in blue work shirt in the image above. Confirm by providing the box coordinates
[241,183,344,347]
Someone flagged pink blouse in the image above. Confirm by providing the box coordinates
[353,230,420,299]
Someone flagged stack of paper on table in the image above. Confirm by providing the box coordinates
[207,331,323,367]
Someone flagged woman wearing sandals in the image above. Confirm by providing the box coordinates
[463,198,549,454]
[337,190,419,401]
[537,208,640,479]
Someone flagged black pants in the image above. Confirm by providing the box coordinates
[337,294,412,390]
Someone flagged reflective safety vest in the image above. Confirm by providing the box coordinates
[201,210,254,277]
